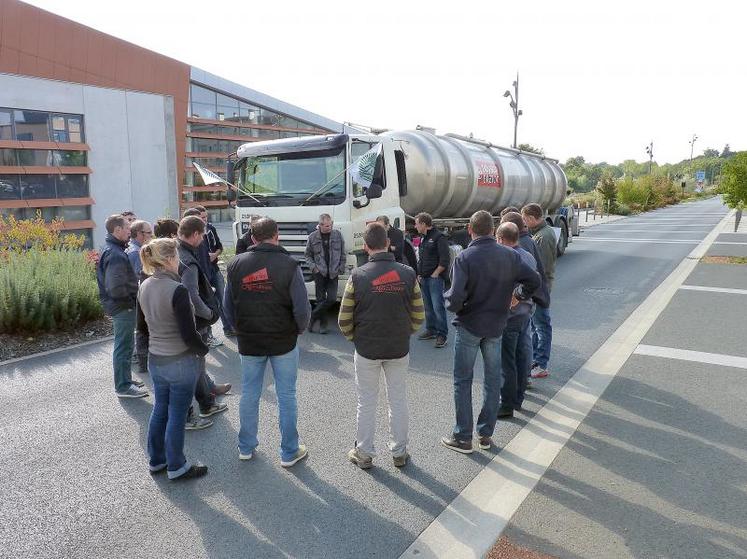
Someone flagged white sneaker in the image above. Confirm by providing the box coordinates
[280,445,308,467]
[530,365,549,379]
[239,450,254,461]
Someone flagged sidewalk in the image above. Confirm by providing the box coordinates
[500,209,747,558]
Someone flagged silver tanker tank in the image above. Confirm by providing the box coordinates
[382,129,567,219]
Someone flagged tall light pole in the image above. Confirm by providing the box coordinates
[688,133,698,172]
[503,73,522,148]
[645,141,654,174]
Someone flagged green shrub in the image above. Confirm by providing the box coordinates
[0,249,102,334]
[616,203,633,215]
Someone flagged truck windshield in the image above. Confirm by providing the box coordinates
[237,146,345,207]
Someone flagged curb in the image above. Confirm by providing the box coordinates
[0,335,114,367]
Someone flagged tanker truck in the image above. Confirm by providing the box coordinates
[225,128,575,298]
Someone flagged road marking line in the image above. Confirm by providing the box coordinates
[634,344,747,370]
[713,241,747,245]
[0,336,114,367]
[400,207,734,559]
[680,285,747,295]
[584,229,712,234]
[576,238,700,244]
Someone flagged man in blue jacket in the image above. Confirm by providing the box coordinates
[96,215,149,399]
[442,211,540,454]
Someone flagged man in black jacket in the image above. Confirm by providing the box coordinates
[96,215,149,399]
[441,211,540,454]
[415,212,450,348]
[225,217,311,467]
[177,216,230,429]
[375,215,404,263]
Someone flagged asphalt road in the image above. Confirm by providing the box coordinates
[0,197,731,559]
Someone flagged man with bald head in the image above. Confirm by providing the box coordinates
[496,222,539,417]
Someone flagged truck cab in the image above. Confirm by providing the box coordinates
[228,133,406,298]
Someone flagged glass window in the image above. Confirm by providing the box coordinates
[280,131,299,139]
[0,207,26,219]
[0,149,17,166]
[56,175,88,198]
[276,115,299,129]
[53,150,87,166]
[239,102,260,124]
[216,92,239,108]
[190,84,217,106]
[191,102,217,120]
[14,110,50,142]
[52,116,66,131]
[21,175,56,199]
[248,128,280,140]
[17,150,53,166]
[187,157,225,167]
[259,110,280,126]
[191,138,243,153]
[0,175,21,200]
[59,205,89,221]
[0,110,12,140]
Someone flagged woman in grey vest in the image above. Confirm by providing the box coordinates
[137,238,210,480]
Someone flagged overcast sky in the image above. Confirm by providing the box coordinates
[26,0,746,165]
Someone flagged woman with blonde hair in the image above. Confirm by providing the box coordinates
[137,238,209,480]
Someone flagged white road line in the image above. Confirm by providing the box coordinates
[400,208,734,559]
[576,238,700,244]
[584,229,712,234]
[634,344,747,370]
[713,241,747,245]
[680,285,747,295]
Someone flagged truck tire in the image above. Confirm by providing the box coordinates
[557,221,569,257]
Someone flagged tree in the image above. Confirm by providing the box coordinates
[595,171,617,211]
[720,152,747,209]
[703,148,719,158]
[721,144,733,158]
[518,143,544,155]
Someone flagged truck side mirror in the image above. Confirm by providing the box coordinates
[365,182,383,200]
[226,160,236,184]
[226,160,237,202]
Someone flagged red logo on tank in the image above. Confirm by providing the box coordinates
[371,270,404,293]
[241,268,272,292]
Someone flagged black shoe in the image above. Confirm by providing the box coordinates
[417,331,436,340]
[307,318,318,333]
[172,464,208,481]
[440,435,473,454]
[478,436,493,450]
[435,335,447,348]
[496,406,514,419]
[131,378,145,388]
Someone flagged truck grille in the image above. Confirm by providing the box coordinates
[278,222,317,236]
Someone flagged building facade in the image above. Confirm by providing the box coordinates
[0,0,342,245]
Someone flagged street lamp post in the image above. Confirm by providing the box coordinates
[688,133,698,169]
[503,73,522,149]
[645,141,654,174]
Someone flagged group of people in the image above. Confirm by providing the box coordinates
[96,202,556,480]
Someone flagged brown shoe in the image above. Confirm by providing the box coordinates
[417,331,436,340]
[478,436,493,450]
[212,383,232,396]
[393,452,409,467]
[441,435,473,454]
[435,335,447,348]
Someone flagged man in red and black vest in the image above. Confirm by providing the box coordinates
[338,222,425,469]
[224,217,311,468]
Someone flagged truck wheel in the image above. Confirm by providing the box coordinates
[557,221,569,257]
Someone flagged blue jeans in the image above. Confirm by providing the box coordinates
[210,266,234,332]
[452,325,502,440]
[531,305,552,369]
[148,354,201,479]
[500,315,531,409]
[238,346,300,462]
[420,277,448,337]
[112,308,135,393]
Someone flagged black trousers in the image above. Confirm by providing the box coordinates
[311,273,338,327]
